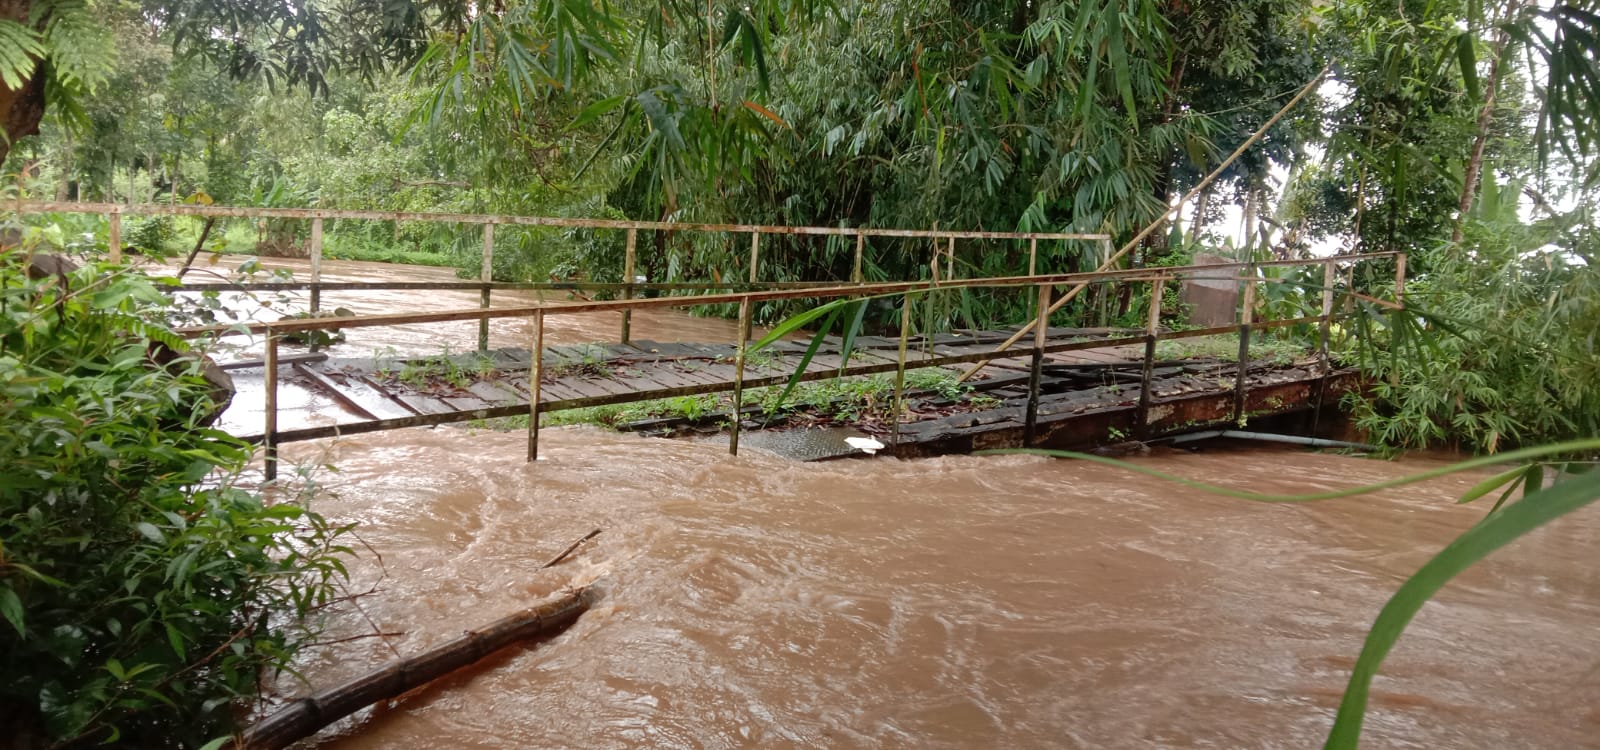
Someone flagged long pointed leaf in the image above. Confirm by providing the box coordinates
[1323,472,1600,749]
[769,309,838,412]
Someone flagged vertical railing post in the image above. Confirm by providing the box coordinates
[945,237,955,280]
[729,296,752,456]
[924,239,939,356]
[1234,265,1257,424]
[620,228,637,344]
[1318,260,1336,375]
[1394,252,1407,306]
[527,308,544,462]
[308,216,323,352]
[1028,238,1038,276]
[852,233,865,283]
[107,207,122,264]
[744,233,760,342]
[480,222,495,353]
[1024,283,1050,444]
[892,292,913,450]
[263,331,279,481]
[1313,259,1337,435]
[1136,274,1165,439]
[748,232,760,284]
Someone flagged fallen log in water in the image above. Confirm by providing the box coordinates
[233,587,595,750]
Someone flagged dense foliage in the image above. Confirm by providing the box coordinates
[0,247,350,747]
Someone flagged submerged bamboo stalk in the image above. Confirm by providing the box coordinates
[233,589,594,750]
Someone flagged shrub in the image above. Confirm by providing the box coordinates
[0,246,351,747]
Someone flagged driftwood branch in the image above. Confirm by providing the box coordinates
[543,529,602,569]
[232,588,594,750]
[176,218,218,279]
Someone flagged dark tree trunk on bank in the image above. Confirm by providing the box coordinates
[0,0,44,166]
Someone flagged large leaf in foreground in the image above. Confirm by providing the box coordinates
[1324,471,1600,748]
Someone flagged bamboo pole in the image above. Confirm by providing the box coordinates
[730,296,752,455]
[107,208,121,264]
[956,65,1330,383]
[178,252,1400,340]
[1028,238,1038,276]
[1394,252,1407,306]
[620,228,637,344]
[480,223,495,352]
[744,234,760,341]
[852,234,865,283]
[308,217,323,353]
[1024,284,1050,443]
[1136,275,1166,438]
[1313,259,1337,434]
[1319,260,1335,375]
[1234,266,1257,423]
[892,293,913,449]
[233,589,593,750]
[21,200,1109,241]
[748,232,760,283]
[263,333,279,481]
[527,309,544,462]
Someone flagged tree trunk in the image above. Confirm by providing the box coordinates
[0,0,46,166]
[1453,18,1516,245]
[233,588,594,750]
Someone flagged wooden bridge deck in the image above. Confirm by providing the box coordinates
[240,326,1354,457]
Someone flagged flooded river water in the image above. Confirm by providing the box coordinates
[164,255,1598,746]
[274,430,1600,749]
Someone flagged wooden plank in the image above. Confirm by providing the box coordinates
[330,373,421,420]
[552,376,632,400]
[221,352,328,372]
[444,395,492,412]
[395,394,455,416]
[534,381,587,402]
[293,364,378,420]
[467,380,522,405]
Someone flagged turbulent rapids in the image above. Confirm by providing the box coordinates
[268,428,1600,749]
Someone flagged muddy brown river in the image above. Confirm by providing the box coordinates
[269,430,1600,749]
[163,255,1598,746]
